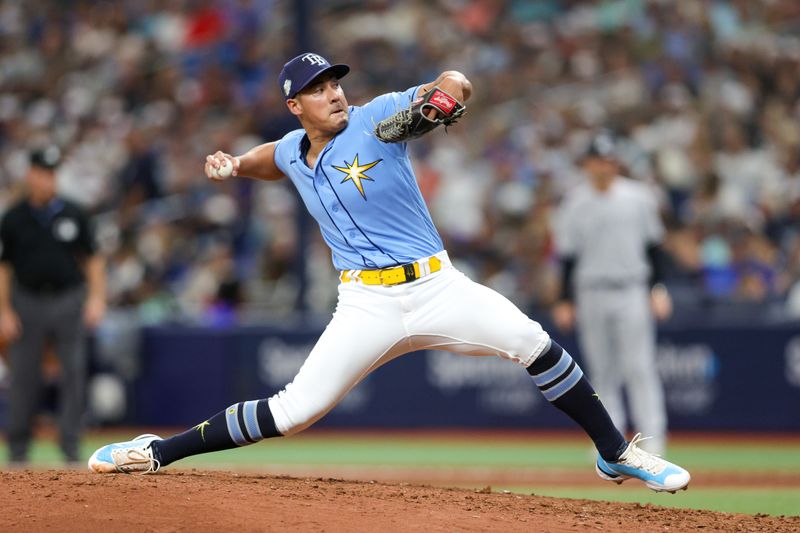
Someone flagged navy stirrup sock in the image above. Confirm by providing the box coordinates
[151,399,281,467]
[527,340,627,462]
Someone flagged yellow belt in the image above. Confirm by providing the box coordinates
[340,256,443,286]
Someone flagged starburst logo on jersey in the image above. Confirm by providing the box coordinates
[332,154,382,199]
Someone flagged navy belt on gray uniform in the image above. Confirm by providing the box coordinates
[580,279,645,290]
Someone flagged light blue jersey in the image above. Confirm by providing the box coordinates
[273,85,444,270]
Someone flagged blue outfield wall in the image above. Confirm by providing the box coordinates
[130,322,800,431]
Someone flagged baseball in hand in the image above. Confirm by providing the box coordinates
[216,159,234,179]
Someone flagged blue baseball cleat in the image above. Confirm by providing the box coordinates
[596,433,690,493]
[88,434,162,474]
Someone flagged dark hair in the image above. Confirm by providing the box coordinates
[29,145,62,169]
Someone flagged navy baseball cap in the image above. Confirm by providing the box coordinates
[278,53,349,99]
[29,145,62,170]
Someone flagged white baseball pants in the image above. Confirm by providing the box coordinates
[267,251,551,435]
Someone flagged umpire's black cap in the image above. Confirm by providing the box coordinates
[279,52,350,100]
[29,145,62,170]
[582,129,618,160]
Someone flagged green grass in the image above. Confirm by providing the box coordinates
[666,444,800,472]
[497,486,800,517]
[4,432,800,517]
[172,436,593,468]
[3,434,601,468]
[52,433,798,471]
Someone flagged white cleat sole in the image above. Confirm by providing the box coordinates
[595,463,626,484]
[595,464,691,493]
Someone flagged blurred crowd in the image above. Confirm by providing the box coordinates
[3,0,800,326]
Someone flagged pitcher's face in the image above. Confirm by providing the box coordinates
[288,73,349,134]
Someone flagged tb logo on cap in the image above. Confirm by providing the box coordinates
[302,53,327,66]
[279,52,348,99]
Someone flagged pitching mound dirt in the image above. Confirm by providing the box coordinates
[1,470,798,532]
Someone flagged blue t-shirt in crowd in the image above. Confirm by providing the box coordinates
[273,85,444,270]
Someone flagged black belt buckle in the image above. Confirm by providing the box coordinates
[402,263,417,283]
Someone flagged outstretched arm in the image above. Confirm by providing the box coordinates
[205,141,284,182]
[374,71,472,143]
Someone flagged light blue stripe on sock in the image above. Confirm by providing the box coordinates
[531,351,572,387]
[225,404,248,446]
[542,364,584,402]
[242,400,262,441]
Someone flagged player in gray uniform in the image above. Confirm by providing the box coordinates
[553,130,671,454]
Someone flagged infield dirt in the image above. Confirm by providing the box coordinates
[1,470,799,532]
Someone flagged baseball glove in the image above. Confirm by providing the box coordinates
[375,86,466,143]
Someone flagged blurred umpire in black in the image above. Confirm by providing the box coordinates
[0,145,106,465]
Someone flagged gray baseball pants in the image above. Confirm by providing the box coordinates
[6,284,87,462]
[575,283,667,454]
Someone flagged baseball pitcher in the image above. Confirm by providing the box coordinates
[88,53,689,493]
